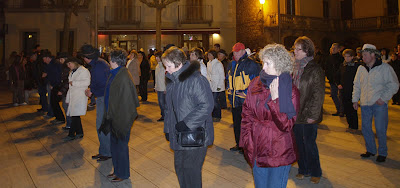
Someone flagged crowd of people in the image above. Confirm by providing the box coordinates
[4,37,400,187]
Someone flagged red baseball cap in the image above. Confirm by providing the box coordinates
[232,42,245,52]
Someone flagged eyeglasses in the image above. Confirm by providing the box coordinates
[294,48,302,51]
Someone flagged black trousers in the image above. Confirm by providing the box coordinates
[68,116,83,137]
[139,77,148,101]
[343,99,358,129]
[50,88,65,121]
[174,147,207,188]
[232,107,242,146]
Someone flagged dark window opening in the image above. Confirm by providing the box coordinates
[286,0,295,15]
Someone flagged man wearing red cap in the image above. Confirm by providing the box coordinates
[227,42,260,153]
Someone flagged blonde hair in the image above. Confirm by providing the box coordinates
[259,44,293,74]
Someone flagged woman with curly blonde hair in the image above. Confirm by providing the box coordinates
[240,44,300,187]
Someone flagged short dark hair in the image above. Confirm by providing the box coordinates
[41,49,52,58]
[80,44,99,60]
[294,36,315,57]
[342,49,355,57]
[214,43,220,48]
[110,48,128,67]
[154,51,163,58]
[189,48,203,59]
[162,47,187,68]
[65,57,83,67]
[207,49,217,59]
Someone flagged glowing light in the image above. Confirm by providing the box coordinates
[28,35,32,38]
[213,33,220,38]
[259,0,265,4]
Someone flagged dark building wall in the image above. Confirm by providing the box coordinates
[236,0,265,50]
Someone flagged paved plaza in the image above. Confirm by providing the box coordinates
[0,81,399,188]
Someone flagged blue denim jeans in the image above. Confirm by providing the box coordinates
[61,96,71,128]
[157,91,166,118]
[253,160,291,188]
[212,92,221,119]
[96,97,111,157]
[330,83,341,113]
[111,129,131,179]
[361,103,389,156]
[293,124,322,177]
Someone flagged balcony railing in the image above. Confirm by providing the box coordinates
[266,14,342,32]
[6,0,88,9]
[178,5,213,25]
[104,6,141,25]
[265,14,399,32]
[346,16,399,30]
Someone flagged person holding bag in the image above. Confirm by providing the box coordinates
[163,47,214,188]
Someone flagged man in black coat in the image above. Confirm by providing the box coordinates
[325,43,344,116]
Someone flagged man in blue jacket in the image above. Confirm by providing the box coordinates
[227,42,260,154]
[81,44,111,161]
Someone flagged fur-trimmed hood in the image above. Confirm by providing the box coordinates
[166,60,201,83]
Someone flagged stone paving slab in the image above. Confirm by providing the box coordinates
[0,82,399,188]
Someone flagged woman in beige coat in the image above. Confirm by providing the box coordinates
[64,57,91,141]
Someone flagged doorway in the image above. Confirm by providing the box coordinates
[23,32,38,54]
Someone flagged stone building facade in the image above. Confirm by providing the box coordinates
[237,0,400,53]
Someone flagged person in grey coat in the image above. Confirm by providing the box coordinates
[162,47,214,188]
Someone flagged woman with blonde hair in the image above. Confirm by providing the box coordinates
[240,44,300,187]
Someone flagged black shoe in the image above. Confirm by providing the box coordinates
[332,113,340,116]
[62,126,70,130]
[37,108,44,112]
[360,152,375,158]
[52,120,65,125]
[376,155,386,162]
[157,117,164,122]
[92,154,102,159]
[213,118,221,122]
[75,134,84,139]
[239,148,244,154]
[230,145,240,151]
[97,156,112,161]
[63,136,75,141]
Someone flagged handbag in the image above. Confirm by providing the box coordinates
[171,97,205,147]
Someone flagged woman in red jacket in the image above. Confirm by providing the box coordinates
[240,44,300,188]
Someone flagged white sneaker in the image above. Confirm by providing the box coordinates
[13,103,19,106]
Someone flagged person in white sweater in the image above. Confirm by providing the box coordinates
[189,48,207,78]
[352,44,399,163]
[207,49,225,122]
[154,51,166,122]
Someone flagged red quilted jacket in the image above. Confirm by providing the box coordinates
[239,77,300,168]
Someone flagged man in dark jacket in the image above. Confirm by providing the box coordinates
[163,47,214,188]
[226,42,260,153]
[42,50,63,122]
[56,52,72,129]
[81,44,112,161]
[325,43,344,116]
[388,52,400,104]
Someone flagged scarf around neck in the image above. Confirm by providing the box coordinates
[260,71,296,119]
[292,56,313,89]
